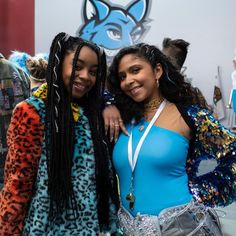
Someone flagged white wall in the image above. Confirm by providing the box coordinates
[35,0,236,122]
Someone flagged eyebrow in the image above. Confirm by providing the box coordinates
[118,63,142,74]
[77,59,98,68]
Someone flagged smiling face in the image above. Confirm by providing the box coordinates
[118,53,163,103]
[62,46,98,99]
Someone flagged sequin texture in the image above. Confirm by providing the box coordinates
[185,105,236,207]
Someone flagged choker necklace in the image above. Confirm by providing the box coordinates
[144,97,164,112]
[139,98,164,132]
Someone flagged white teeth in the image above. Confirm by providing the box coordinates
[74,83,85,90]
[130,87,140,95]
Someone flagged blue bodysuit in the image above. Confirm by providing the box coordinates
[113,119,192,216]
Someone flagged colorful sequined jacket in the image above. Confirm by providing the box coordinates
[177,104,236,207]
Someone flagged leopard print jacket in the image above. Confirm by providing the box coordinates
[0,95,120,235]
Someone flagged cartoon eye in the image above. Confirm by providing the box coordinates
[107,29,121,40]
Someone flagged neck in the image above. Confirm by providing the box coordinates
[144,97,164,112]
[143,97,164,121]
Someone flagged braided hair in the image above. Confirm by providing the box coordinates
[108,43,210,123]
[45,33,118,226]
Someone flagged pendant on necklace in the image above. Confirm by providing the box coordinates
[126,192,136,209]
[139,125,145,132]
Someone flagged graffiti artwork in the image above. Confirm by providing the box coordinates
[76,0,151,62]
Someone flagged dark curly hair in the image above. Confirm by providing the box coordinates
[108,43,210,124]
[45,33,118,227]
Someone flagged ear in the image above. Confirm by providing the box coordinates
[84,0,110,22]
[127,0,148,22]
[154,63,163,81]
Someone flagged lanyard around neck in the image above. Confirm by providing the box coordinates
[128,99,167,172]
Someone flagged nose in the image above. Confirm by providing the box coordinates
[78,68,89,81]
[124,74,134,86]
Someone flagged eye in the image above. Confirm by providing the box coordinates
[75,64,82,71]
[107,29,121,40]
[131,67,140,74]
[89,70,97,77]
[118,74,126,81]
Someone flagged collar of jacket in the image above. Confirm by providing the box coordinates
[33,83,80,122]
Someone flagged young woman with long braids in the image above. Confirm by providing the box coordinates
[108,43,236,235]
[0,33,120,235]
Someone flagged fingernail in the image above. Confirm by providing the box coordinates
[110,137,113,142]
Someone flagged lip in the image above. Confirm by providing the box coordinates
[73,81,86,91]
[129,86,142,96]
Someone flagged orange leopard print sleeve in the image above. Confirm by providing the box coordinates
[0,101,44,235]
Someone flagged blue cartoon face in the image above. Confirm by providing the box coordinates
[80,9,145,56]
[77,0,150,60]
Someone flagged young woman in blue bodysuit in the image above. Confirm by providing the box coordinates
[108,43,236,236]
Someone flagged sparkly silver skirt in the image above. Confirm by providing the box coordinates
[118,200,222,236]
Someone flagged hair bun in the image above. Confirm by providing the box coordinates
[26,57,48,81]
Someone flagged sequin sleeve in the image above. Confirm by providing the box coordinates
[103,90,116,107]
[186,106,236,207]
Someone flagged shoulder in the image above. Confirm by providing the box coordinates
[8,100,44,146]
[176,104,214,130]
[26,95,45,111]
[185,104,212,117]
[177,104,211,117]
[12,99,43,124]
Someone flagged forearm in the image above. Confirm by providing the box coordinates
[190,155,236,206]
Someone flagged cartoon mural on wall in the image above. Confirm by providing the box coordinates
[76,0,151,62]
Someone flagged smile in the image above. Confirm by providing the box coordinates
[130,86,141,96]
[73,81,86,91]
